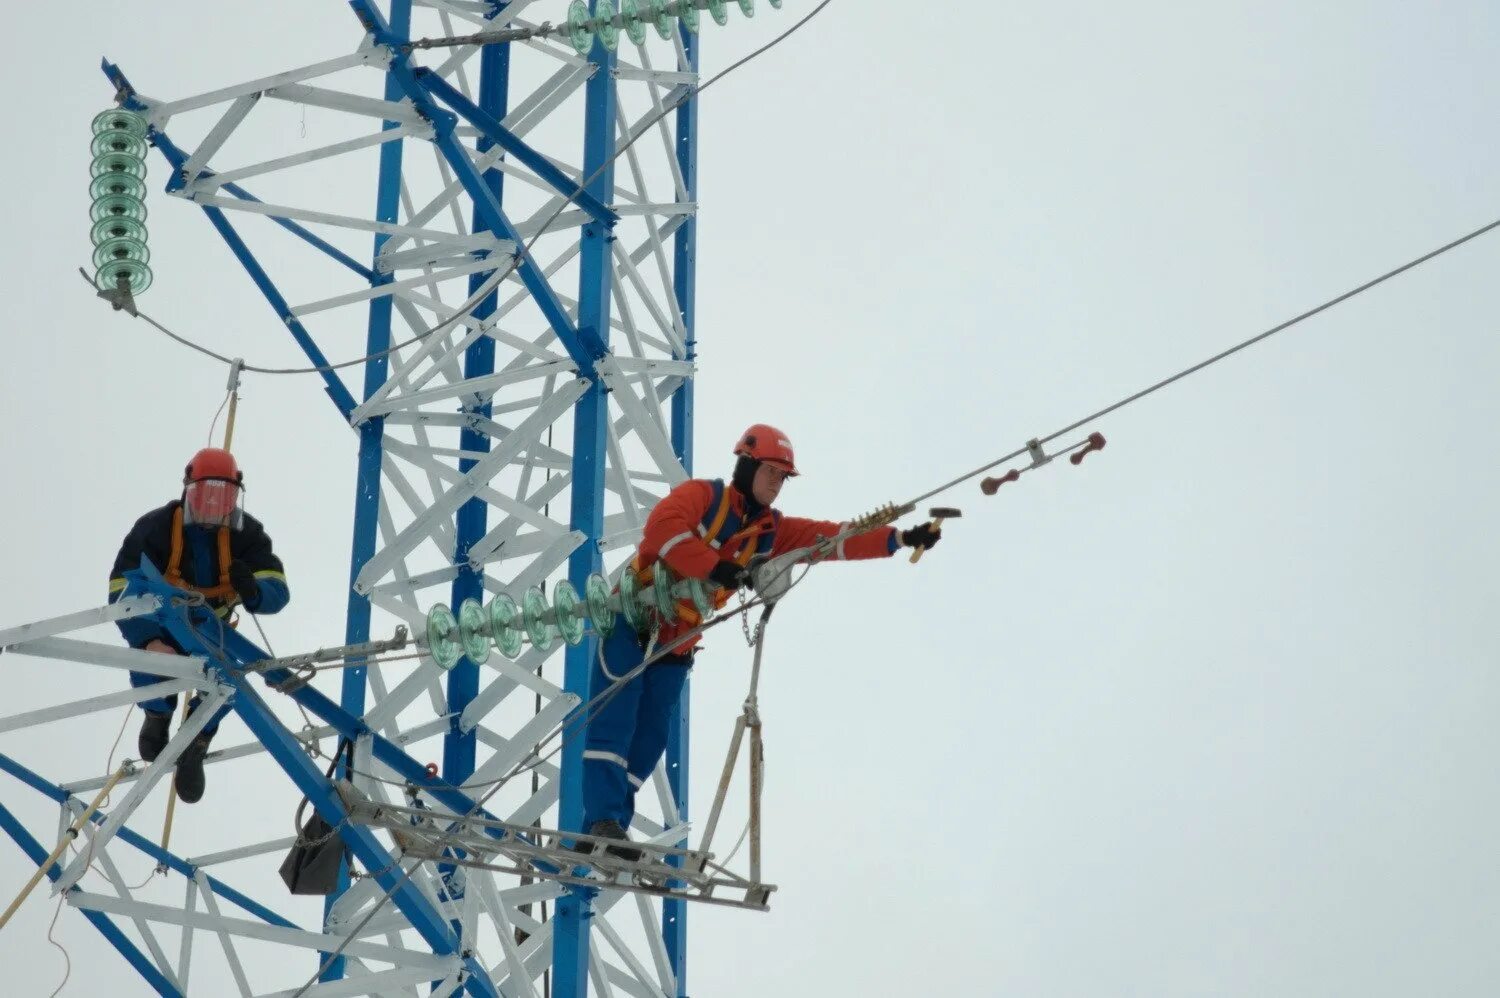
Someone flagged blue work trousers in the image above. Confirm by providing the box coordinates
[581,614,691,830]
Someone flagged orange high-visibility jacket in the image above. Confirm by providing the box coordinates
[632,478,900,654]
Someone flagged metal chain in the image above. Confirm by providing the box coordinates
[737,590,758,647]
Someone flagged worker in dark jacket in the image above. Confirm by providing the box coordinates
[109,447,289,802]
[579,425,941,858]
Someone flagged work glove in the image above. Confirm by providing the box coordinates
[707,560,752,592]
[900,523,942,552]
[228,561,260,607]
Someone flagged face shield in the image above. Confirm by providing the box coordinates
[183,477,244,529]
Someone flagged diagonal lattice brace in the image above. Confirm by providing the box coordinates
[350,0,609,368]
[0,799,185,997]
[0,750,304,926]
[99,60,362,418]
[415,66,619,227]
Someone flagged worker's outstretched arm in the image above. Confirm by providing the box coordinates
[773,516,901,561]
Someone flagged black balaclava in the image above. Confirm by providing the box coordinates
[731,454,765,519]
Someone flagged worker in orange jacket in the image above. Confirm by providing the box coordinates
[579,424,941,858]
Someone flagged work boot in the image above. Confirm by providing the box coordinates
[173,733,214,804]
[587,819,642,862]
[137,710,172,763]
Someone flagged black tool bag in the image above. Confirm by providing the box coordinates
[279,742,351,896]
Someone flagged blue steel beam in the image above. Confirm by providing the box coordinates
[0,799,184,997]
[663,25,701,996]
[100,61,373,283]
[347,0,610,369]
[100,61,362,418]
[327,0,412,982]
[140,595,500,998]
[443,5,509,947]
[414,67,619,227]
[96,129,362,416]
[126,564,542,854]
[219,180,375,282]
[0,751,300,931]
[222,679,500,998]
[555,7,623,994]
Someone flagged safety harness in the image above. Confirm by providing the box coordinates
[163,505,239,610]
[630,480,780,627]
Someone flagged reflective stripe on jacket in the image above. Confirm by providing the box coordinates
[108,500,290,649]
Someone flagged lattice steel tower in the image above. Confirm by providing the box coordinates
[0,2,781,994]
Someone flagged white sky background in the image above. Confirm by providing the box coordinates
[2,1,1499,995]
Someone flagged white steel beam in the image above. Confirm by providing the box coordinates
[196,872,257,997]
[589,952,620,998]
[264,82,420,125]
[472,871,543,998]
[0,678,199,734]
[383,438,573,539]
[0,596,160,647]
[187,836,299,869]
[53,688,228,893]
[634,891,676,996]
[178,876,198,991]
[611,241,686,357]
[149,50,387,122]
[2,636,210,681]
[598,358,687,485]
[476,645,568,704]
[190,193,499,250]
[458,690,578,772]
[290,254,507,318]
[192,124,430,193]
[78,834,183,990]
[360,656,445,731]
[358,358,576,421]
[62,721,337,794]
[179,92,260,187]
[356,378,588,589]
[254,963,450,998]
[70,890,460,973]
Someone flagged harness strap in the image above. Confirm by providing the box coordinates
[699,481,734,543]
[165,505,239,603]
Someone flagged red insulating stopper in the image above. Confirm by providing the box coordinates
[980,468,1021,495]
[425,762,439,779]
[1069,432,1107,466]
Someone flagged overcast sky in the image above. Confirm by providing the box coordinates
[3,2,1499,995]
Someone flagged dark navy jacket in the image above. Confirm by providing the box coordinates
[108,500,289,650]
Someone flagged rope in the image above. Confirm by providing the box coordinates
[44,893,71,998]
[101,706,133,809]
[718,818,751,870]
[205,387,232,447]
[156,696,191,859]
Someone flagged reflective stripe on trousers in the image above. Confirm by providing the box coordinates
[580,612,691,830]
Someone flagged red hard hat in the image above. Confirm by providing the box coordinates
[185,448,241,484]
[733,424,798,476]
[183,448,244,526]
